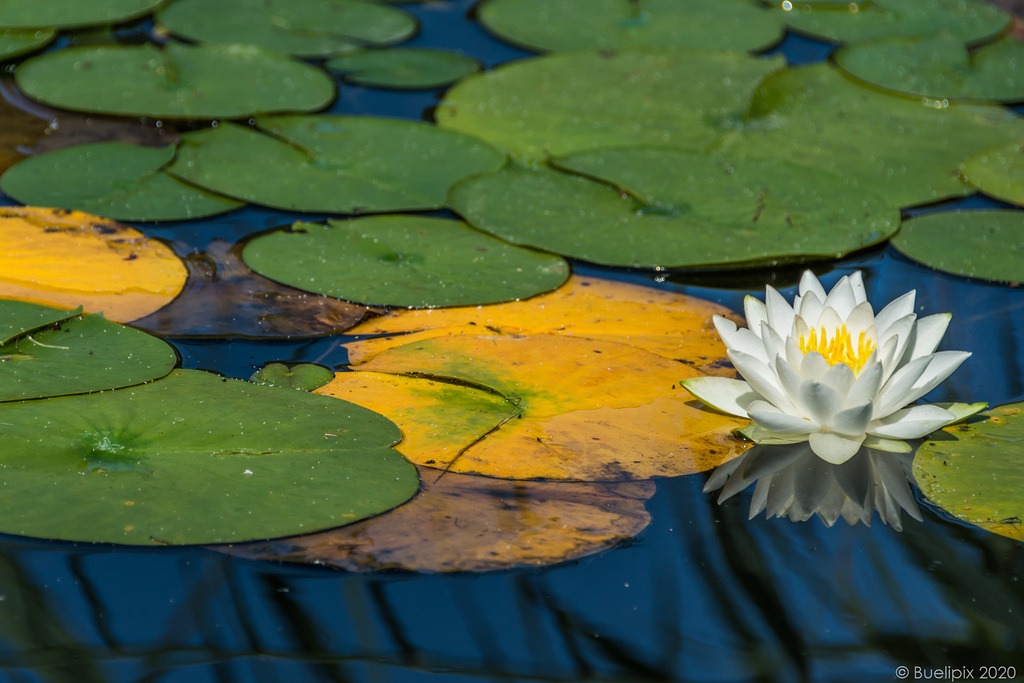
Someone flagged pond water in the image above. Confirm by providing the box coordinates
[1,2,1024,682]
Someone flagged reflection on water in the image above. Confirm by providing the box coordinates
[704,442,922,530]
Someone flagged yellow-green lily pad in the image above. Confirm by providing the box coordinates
[777,0,1010,45]
[0,369,416,546]
[0,28,54,60]
[450,151,898,268]
[834,34,1024,102]
[327,48,481,89]
[890,210,1024,284]
[241,216,569,307]
[436,47,785,161]
[249,362,335,391]
[15,42,335,119]
[476,0,783,53]
[156,0,416,58]
[0,308,177,403]
[915,403,1024,543]
[167,116,506,214]
[960,141,1024,207]
[0,142,244,222]
[0,0,163,29]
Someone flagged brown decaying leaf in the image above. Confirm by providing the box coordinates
[131,239,375,337]
[342,274,740,376]
[215,465,655,573]
[0,206,187,322]
[334,334,751,481]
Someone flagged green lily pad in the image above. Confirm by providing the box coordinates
[914,403,1024,544]
[0,300,81,346]
[0,0,163,29]
[242,216,569,307]
[156,0,416,58]
[725,63,1024,208]
[250,362,336,391]
[436,47,785,161]
[778,0,1010,45]
[450,151,898,268]
[15,41,335,119]
[0,142,244,222]
[166,116,506,214]
[834,34,1024,102]
[327,48,481,89]
[0,369,416,545]
[0,311,177,402]
[960,141,1024,207]
[890,210,1024,284]
[476,0,783,53]
[0,28,54,60]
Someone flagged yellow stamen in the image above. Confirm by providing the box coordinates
[798,323,875,374]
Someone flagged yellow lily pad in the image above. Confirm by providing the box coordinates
[216,466,654,573]
[340,334,750,481]
[343,274,738,373]
[0,207,187,322]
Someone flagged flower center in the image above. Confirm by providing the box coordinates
[798,323,875,374]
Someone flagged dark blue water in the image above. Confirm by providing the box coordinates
[2,3,1024,682]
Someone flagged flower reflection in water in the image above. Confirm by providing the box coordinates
[703,443,923,530]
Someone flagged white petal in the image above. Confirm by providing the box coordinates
[716,318,768,362]
[680,377,761,418]
[848,271,867,305]
[844,301,876,338]
[775,354,803,402]
[765,286,795,338]
[874,354,933,416]
[877,351,971,416]
[829,402,873,437]
[795,291,823,329]
[877,313,917,373]
[868,404,956,439]
[800,351,832,381]
[821,362,856,401]
[743,295,767,337]
[797,380,843,425]
[809,431,865,464]
[729,349,797,413]
[905,313,951,360]
[862,435,912,453]
[748,400,818,433]
[785,336,804,370]
[759,320,786,364]
[846,359,883,407]
[798,270,827,300]
[817,306,844,335]
[822,274,858,319]
[875,290,916,334]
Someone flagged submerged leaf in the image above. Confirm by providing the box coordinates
[0,142,244,222]
[217,467,654,572]
[451,151,898,268]
[344,334,750,481]
[436,47,785,161]
[341,273,737,370]
[0,311,177,402]
[167,116,506,214]
[241,216,569,307]
[915,403,1024,543]
[130,240,374,337]
[0,370,416,545]
[890,210,1024,284]
[0,207,187,323]
[477,0,783,53]
[157,0,417,57]
[15,42,335,119]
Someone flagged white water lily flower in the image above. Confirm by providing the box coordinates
[682,270,972,465]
